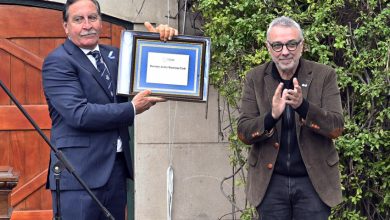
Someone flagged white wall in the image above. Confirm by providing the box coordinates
[44,0,178,27]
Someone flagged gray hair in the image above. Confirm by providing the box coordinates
[63,0,101,22]
[266,16,304,40]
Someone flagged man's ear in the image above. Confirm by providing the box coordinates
[300,39,305,53]
[265,42,271,52]
[63,22,68,35]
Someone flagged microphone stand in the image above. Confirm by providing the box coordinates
[0,80,115,220]
[52,162,64,220]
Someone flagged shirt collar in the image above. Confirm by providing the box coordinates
[80,45,100,55]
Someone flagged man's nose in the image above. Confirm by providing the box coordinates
[281,45,290,55]
[82,19,93,29]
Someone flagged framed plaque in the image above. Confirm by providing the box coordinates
[117,30,211,102]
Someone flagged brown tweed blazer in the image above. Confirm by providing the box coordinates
[237,59,344,208]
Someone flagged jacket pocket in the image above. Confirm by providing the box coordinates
[56,136,90,149]
[248,147,259,166]
[326,149,339,167]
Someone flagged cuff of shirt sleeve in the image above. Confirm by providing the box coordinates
[295,99,309,119]
[131,101,136,116]
[264,111,279,132]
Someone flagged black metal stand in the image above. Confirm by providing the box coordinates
[0,80,115,220]
[52,161,64,220]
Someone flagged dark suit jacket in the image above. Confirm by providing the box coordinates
[237,59,344,207]
[42,39,134,190]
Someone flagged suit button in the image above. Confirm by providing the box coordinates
[273,142,280,149]
[267,163,273,169]
[251,131,260,138]
[311,123,320,129]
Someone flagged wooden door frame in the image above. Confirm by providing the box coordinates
[0,0,134,30]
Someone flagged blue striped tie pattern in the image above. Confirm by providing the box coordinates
[89,50,114,97]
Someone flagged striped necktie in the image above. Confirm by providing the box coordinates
[89,50,114,97]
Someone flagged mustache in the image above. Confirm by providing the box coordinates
[279,56,294,60]
[80,30,98,36]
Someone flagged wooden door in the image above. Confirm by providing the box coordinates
[0,3,127,220]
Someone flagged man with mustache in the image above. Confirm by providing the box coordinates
[42,0,178,219]
[237,16,344,220]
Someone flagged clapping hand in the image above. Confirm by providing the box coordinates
[272,78,303,119]
[285,78,303,109]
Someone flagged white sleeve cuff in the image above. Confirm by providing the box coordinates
[131,101,136,116]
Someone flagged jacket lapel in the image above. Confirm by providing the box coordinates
[297,60,313,101]
[296,59,313,138]
[64,39,97,76]
[64,39,114,102]
[100,47,117,102]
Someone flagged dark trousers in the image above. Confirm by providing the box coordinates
[52,153,128,220]
[256,173,330,220]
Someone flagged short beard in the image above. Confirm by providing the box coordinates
[275,62,297,79]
